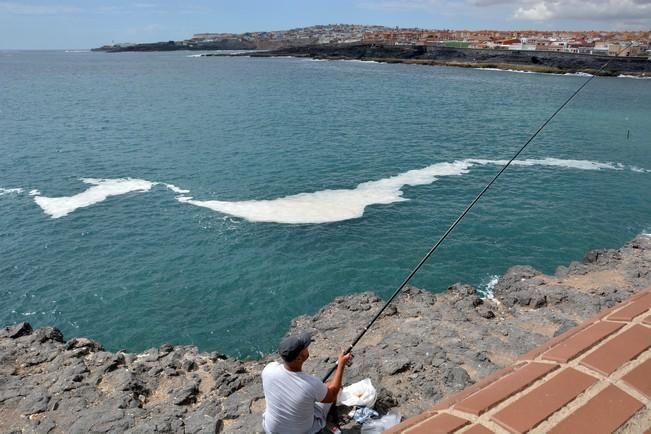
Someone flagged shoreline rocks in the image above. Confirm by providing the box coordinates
[1,234,650,433]
[250,44,651,77]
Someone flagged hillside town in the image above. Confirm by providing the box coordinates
[190,24,650,57]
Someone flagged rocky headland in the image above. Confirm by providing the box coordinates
[1,234,650,433]
[249,44,651,77]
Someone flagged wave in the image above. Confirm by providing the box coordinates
[478,274,500,302]
[0,188,23,196]
[564,72,593,77]
[34,178,154,219]
[29,189,41,196]
[618,74,651,80]
[337,59,383,64]
[475,67,536,75]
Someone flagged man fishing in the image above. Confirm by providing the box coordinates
[261,331,352,434]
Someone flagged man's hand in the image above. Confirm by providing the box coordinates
[322,351,354,403]
[338,352,353,367]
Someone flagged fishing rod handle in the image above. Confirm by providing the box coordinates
[321,344,354,382]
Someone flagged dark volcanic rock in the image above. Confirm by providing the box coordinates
[252,44,651,76]
[0,321,32,339]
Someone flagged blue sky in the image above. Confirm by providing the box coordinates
[1,0,649,49]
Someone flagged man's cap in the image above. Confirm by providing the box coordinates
[278,331,313,362]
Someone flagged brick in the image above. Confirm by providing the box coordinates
[622,356,651,399]
[608,293,651,321]
[516,322,590,361]
[580,325,651,375]
[463,424,494,434]
[491,368,597,434]
[542,321,624,363]
[455,362,558,415]
[385,410,437,434]
[429,363,525,412]
[406,413,469,434]
[548,385,643,434]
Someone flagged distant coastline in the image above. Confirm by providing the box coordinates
[250,44,651,77]
[92,42,651,77]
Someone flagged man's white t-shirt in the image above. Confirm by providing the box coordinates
[261,361,328,434]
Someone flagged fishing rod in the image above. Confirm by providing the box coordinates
[322,45,632,382]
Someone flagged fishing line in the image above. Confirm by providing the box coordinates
[322,45,633,382]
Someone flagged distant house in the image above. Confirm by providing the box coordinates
[608,43,642,57]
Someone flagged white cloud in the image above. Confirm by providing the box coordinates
[514,0,651,22]
[514,2,552,19]
[361,0,651,25]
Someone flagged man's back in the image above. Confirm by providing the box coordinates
[261,362,327,434]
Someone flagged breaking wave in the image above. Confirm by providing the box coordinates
[564,72,593,77]
[475,67,536,75]
[618,74,651,80]
[26,158,647,223]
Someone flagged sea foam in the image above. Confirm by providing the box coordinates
[564,72,593,77]
[476,67,536,75]
[468,157,622,171]
[0,188,23,196]
[163,183,191,194]
[177,161,474,224]
[34,178,154,219]
[175,158,630,224]
[24,157,646,222]
[618,74,651,80]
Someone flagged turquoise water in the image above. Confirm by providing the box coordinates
[1,50,650,357]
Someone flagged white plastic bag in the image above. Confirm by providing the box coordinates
[360,410,402,434]
[337,378,377,407]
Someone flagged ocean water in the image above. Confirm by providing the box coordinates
[1,50,650,357]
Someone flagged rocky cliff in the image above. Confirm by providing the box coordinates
[1,234,650,433]
[252,44,651,76]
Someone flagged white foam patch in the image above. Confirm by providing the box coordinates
[468,157,623,171]
[340,59,382,64]
[0,188,23,196]
[564,72,593,77]
[163,183,191,194]
[175,157,631,224]
[34,178,154,219]
[478,275,501,304]
[476,67,536,75]
[618,74,651,80]
[29,189,41,196]
[178,161,474,224]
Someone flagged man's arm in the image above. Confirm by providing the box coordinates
[321,352,352,404]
